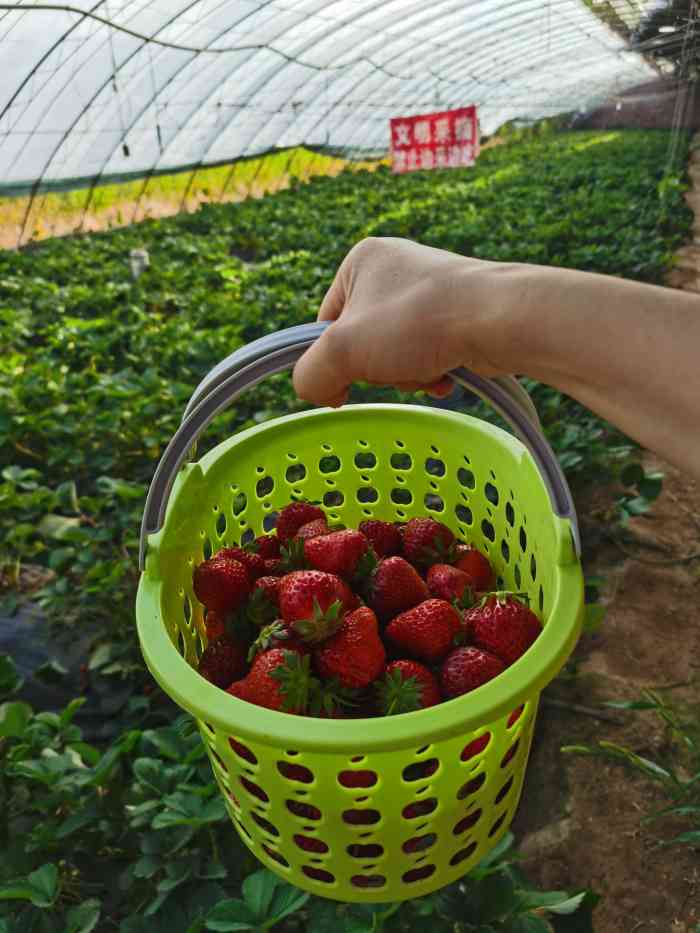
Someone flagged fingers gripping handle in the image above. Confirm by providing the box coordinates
[139,324,580,570]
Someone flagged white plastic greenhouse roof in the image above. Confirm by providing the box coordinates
[1,0,658,192]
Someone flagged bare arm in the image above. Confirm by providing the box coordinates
[292,237,700,479]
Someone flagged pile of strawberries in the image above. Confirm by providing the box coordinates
[193,501,542,718]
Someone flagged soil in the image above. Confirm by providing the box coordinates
[512,457,700,931]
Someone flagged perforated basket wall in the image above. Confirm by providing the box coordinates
[136,404,583,902]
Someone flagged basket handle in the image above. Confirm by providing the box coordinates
[139,323,580,570]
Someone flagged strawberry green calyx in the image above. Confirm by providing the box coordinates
[308,677,361,717]
[245,587,278,628]
[278,537,310,572]
[352,546,379,589]
[247,620,287,662]
[479,590,530,608]
[290,597,344,644]
[269,650,316,713]
[376,669,422,716]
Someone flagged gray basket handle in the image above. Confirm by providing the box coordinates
[139,323,580,569]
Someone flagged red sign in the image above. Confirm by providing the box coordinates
[390,106,479,174]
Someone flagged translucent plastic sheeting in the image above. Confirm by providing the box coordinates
[0,0,656,193]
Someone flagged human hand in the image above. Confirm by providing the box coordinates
[293,237,508,408]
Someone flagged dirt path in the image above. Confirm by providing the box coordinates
[512,133,700,931]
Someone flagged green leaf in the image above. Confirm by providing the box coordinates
[546,892,588,915]
[0,883,42,904]
[38,514,82,539]
[266,882,309,924]
[59,697,87,727]
[622,496,650,516]
[27,865,59,905]
[502,916,552,933]
[88,643,115,670]
[205,899,257,931]
[34,659,68,684]
[620,463,645,487]
[65,898,101,933]
[241,869,278,919]
[0,654,22,696]
[476,831,515,869]
[638,473,663,501]
[659,830,700,847]
[0,701,32,738]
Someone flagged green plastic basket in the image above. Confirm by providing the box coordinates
[136,324,583,903]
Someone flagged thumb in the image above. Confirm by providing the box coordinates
[293,324,352,407]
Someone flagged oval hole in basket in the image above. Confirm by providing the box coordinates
[494,777,514,806]
[347,843,384,859]
[505,501,515,526]
[285,463,307,483]
[508,705,524,728]
[453,809,482,835]
[501,740,520,768]
[402,833,437,854]
[357,487,378,504]
[338,770,377,788]
[216,512,227,537]
[278,761,314,783]
[241,528,254,546]
[302,866,335,884]
[402,864,435,883]
[391,488,413,505]
[460,733,490,761]
[319,455,341,473]
[343,809,381,825]
[501,540,510,563]
[425,458,445,476]
[229,739,257,764]
[250,812,279,836]
[240,776,269,803]
[256,476,274,498]
[323,490,344,507]
[263,513,278,532]
[286,800,321,820]
[489,813,507,837]
[263,844,289,867]
[183,595,192,624]
[402,798,438,819]
[530,553,537,581]
[351,874,386,889]
[450,842,477,866]
[232,492,247,516]
[390,452,412,470]
[424,494,444,513]
[402,759,439,782]
[539,585,545,614]
[458,467,475,489]
[457,772,485,799]
[481,519,495,542]
[456,505,473,526]
[354,452,377,469]
[485,482,499,506]
[294,834,328,854]
[202,537,213,560]
[514,564,522,588]
[519,526,527,552]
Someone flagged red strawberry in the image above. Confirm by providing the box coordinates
[359,520,402,557]
[305,529,369,579]
[426,563,474,606]
[253,574,280,603]
[193,558,251,613]
[248,620,310,661]
[453,544,495,592]
[295,518,331,541]
[466,593,542,666]
[197,635,247,688]
[263,557,282,575]
[401,517,455,567]
[384,599,460,664]
[217,546,266,581]
[314,606,386,689]
[377,660,441,715]
[204,610,227,640]
[440,646,505,698]
[368,556,429,621]
[254,534,281,559]
[278,570,354,642]
[226,648,313,712]
[276,501,325,543]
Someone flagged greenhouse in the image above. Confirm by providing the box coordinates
[1,1,700,930]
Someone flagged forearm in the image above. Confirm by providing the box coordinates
[478,263,700,477]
